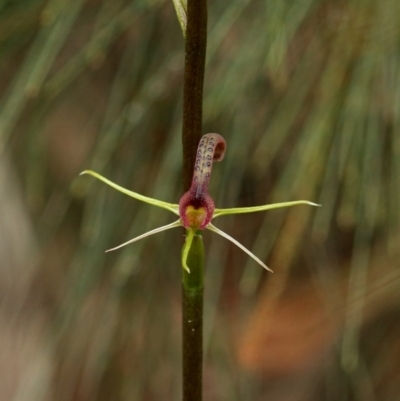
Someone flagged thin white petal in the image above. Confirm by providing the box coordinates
[206,223,273,273]
[106,219,182,252]
[80,170,179,215]
[213,200,320,218]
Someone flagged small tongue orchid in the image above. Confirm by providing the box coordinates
[80,134,319,273]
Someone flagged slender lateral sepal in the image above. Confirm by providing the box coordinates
[106,219,182,252]
[80,170,179,215]
[214,200,320,218]
[206,223,273,272]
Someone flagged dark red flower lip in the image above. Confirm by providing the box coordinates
[179,190,215,229]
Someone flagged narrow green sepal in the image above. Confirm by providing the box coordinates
[213,200,320,218]
[80,170,179,215]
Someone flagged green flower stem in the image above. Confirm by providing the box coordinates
[182,233,204,401]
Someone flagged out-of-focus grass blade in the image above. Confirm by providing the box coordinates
[0,0,85,152]
[171,0,187,36]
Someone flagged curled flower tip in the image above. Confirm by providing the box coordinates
[191,133,226,197]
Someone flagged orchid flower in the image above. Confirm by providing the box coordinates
[80,134,319,273]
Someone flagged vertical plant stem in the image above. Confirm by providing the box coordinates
[182,233,204,401]
[182,0,208,191]
[181,0,207,400]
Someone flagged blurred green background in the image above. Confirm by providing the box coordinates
[1,0,400,400]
